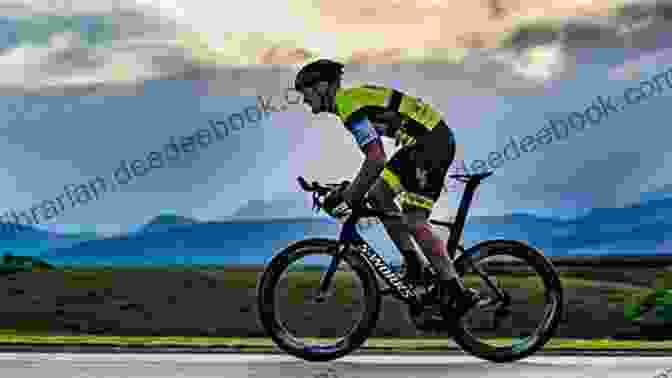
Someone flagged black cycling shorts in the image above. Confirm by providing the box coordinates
[382,120,455,211]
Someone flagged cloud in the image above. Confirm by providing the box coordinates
[0,2,193,89]
[1,0,671,234]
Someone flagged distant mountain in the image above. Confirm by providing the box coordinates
[459,195,672,256]
[140,214,200,233]
[42,217,341,266]
[232,194,320,219]
[559,196,672,250]
[0,223,51,239]
[10,184,672,266]
[0,221,106,241]
[0,223,92,257]
[636,183,672,204]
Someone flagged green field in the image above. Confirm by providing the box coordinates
[0,332,669,351]
[46,265,655,306]
[30,265,657,307]
[0,265,666,343]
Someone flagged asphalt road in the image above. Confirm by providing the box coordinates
[0,353,670,378]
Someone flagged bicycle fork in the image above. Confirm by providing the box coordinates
[313,242,423,309]
[314,244,346,303]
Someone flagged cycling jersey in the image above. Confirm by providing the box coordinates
[334,85,444,150]
[333,84,455,211]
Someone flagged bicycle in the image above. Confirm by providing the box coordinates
[257,171,564,362]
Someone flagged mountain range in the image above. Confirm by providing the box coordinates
[0,186,669,266]
[231,195,319,219]
[139,214,201,233]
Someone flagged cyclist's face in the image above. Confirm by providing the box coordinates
[302,82,330,114]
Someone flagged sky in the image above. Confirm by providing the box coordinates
[0,0,671,236]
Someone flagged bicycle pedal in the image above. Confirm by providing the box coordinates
[410,304,449,332]
[413,313,450,332]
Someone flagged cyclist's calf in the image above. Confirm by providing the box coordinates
[368,178,457,281]
[368,178,416,254]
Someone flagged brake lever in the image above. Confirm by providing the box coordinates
[312,192,322,213]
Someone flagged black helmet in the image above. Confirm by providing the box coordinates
[294,59,344,91]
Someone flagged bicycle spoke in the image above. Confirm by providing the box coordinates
[458,254,561,350]
[274,251,365,344]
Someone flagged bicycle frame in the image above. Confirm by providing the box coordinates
[317,173,490,307]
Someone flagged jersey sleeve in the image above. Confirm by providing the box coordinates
[347,117,380,150]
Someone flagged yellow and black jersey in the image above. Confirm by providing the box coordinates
[334,85,444,149]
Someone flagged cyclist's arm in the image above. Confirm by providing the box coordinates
[372,110,404,137]
[342,117,386,206]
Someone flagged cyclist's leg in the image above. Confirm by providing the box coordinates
[396,121,480,315]
[390,121,455,279]
[396,163,457,283]
[368,170,425,281]
[375,123,456,281]
[367,178,415,252]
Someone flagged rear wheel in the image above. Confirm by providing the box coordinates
[257,239,381,361]
[451,240,564,362]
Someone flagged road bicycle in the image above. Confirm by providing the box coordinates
[257,171,564,362]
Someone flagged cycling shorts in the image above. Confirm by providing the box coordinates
[382,120,456,211]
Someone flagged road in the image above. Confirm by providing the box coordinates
[0,353,670,378]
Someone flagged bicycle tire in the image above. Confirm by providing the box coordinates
[257,238,382,361]
[451,239,564,363]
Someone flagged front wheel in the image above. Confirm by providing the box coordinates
[451,240,564,363]
[257,238,381,362]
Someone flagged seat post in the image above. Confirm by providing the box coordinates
[445,177,482,259]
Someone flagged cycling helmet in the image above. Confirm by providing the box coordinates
[294,59,344,91]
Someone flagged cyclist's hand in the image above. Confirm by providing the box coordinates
[323,185,351,219]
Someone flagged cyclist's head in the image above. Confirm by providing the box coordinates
[294,59,343,114]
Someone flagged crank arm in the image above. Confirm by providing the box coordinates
[465,253,509,302]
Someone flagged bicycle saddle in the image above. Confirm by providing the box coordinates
[448,171,494,182]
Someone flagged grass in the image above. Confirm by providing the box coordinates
[57,265,236,272]
[0,331,669,351]
[47,266,655,306]
[56,266,261,290]
[55,265,360,302]
[48,266,660,332]
[462,271,650,306]
[275,268,654,307]
[59,270,115,290]
[284,271,359,305]
[1,266,668,350]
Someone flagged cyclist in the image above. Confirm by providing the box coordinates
[293,59,481,322]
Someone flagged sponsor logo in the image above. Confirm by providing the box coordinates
[360,245,415,299]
